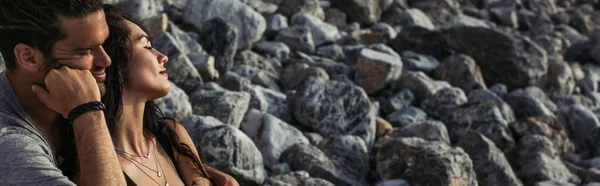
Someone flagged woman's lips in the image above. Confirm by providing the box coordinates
[159,70,168,77]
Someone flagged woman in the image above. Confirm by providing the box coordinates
[99,5,238,186]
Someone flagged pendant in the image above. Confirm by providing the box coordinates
[144,153,150,158]
[158,171,162,177]
[166,183,169,186]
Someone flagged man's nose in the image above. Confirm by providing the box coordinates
[93,45,111,68]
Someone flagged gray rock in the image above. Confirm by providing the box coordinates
[304,132,324,146]
[444,26,548,90]
[523,0,557,15]
[189,86,251,128]
[219,74,270,112]
[384,8,435,30]
[183,0,266,50]
[316,44,346,61]
[434,54,487,94]
[152,32,204,94]
[196,18,238,75]
[393,71,451,103]
[371,23,398,42]
[504,93,555,120]
[114,0,159,20]
[241,0,278,14]
[458,132,524,186]
[454,13,493,28]
[231,65,281,91]
[578,68,599,95]
[534,180,577,186]
[155,82,192,122]
[355,48,403,94]
[265,174,335,186]
[264,14,289,38]
[393,119,451,144]
[181,115,265,185]
[330,0,380,26]
[317,136,370,186]
[233,50,279,75]
[542,58,575,96]
[241,109,310,168]
[253,86,293,125]
[166,23,218,81]
[322,8,346,26]
[555,25,588,46]
[375,179,410,186]
[281,63,329,91]
[278,0,325,20]
[568,10,592,35]
[489,84,508,98]
[552,94,599,111]
[441,94,516,150]
[534,36,563,55]
[291,13,341,46]
[400,50,440,74]
[529,14,555,37]
[271,163,291,176]
[468,89,503,103]
[293,53,354,79]
[376,137,478,185]
[488,3,519,28]
[557,104,600,154]
[511,135,580,185]
[279,144,348,186]
[510,86,558,111]
[255,41,291,61]
[378,89,415,116]
[291,77,377,148]
[584,183,600,186]
[386,106,427,128]
[276,26,316,54]
[510,116,574,155]
[420,87,468,119]
[0,53,5,72]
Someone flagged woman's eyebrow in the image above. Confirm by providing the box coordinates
[136,35,150,42]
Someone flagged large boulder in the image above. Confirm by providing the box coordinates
[317,136,370,185]
[509,135,580,185]
[433,54,487,94]
[557,104,600,155]
[458,132,523,186]
[290,77,377,148]
[354,48,403,94]
[155,82,192,121]
[279,144,356,186]
[377,137,478,186]
[241,109,309,168]
[420,87,468,119]
[330,0,380,26]
[189,85,251,128]
[290,13,341,46]
[183,0,266,50]
[511,116,574,155]
[444,26,548,90]
[441,89,517,150]
[152,32,204,94]
[181,115,265,186]
[195,18,238,75]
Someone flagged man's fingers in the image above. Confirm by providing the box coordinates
[31,84,50,105]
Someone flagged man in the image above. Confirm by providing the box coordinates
[0,0,125,185]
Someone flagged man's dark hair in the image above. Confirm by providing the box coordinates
[0,0,103,70]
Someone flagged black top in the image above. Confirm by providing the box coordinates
[124,137,181,186]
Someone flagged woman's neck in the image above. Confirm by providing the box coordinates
[111,94,149,155]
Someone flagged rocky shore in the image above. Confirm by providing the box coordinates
[4,0,600,185]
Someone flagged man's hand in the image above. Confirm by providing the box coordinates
[31,66,101,118]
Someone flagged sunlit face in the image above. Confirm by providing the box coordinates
[121,20,170,101]
[51,10,111,95]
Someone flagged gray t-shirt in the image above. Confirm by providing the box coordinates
[0,71,75,185]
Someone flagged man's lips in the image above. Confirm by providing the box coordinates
[92,72,106,82]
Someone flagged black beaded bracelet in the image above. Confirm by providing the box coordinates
[67,101,105,124]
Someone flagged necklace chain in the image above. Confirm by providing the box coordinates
[117,138,169,186]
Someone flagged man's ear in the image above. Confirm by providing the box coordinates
[13,43,45,72]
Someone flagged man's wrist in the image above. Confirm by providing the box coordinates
[68,101,105,124]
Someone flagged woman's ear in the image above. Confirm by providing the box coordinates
[13,43,45,72]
